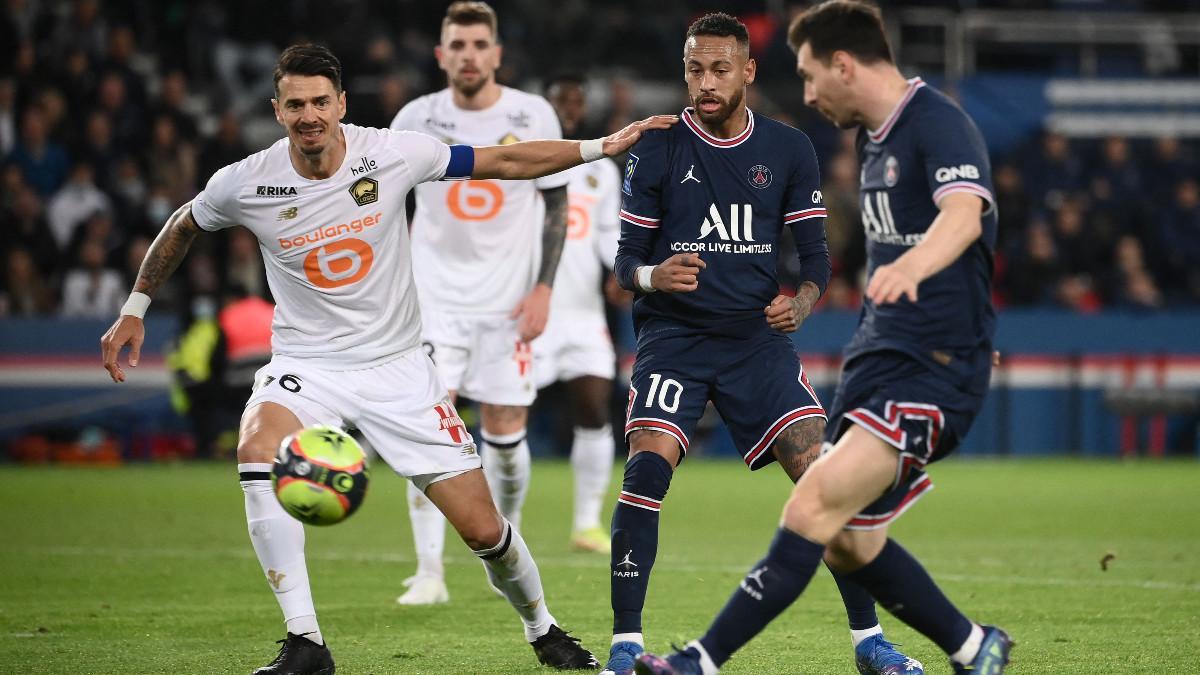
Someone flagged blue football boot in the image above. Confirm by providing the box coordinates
[951,625,1012,674]
[633,643,707,675]
[601,640,644,675]
[855,634,924,674]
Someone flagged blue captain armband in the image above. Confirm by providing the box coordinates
[445,144,474,179]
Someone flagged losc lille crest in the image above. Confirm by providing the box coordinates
[348,177,378,206]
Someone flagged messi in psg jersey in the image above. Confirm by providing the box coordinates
[614,108,831,335]
[849,78,998,388]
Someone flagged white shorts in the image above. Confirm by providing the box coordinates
[532,310,617,390]
[245,349,481,481]
[421,310,536,406]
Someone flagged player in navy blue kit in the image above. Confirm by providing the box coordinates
[635,3,1012,675]
[603,13,916,675]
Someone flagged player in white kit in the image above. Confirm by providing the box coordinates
[99,43,675,674]
[388,1,574,606]
[534,74,625,555]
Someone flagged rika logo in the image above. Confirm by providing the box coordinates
[623,153,639,196]
[257,185,297,198]
[747,164,772,189]
[433,400,466,443]
[348,177,378,206]
[700,203,755,242]
[934,164,980,183]
[350,156,377,176]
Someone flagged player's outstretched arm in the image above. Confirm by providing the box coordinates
[866,192,983,305]
[100,203,202,383]
[471,114,677,180]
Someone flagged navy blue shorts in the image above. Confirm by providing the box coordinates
[624,328,825,470]
[825,350,988,530]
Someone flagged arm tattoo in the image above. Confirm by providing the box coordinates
[771,418,826,483]
[133,203,202,296]
[792,281,822,323]
[537,186,569,286]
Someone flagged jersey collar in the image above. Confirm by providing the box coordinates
[867,77,925,144]
[682,107,755,148]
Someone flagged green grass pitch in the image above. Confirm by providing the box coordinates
[2,458,1198,673]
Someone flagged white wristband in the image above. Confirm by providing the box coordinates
[635,265,657,293]
[579,138,605,162]
[121,292,151,318]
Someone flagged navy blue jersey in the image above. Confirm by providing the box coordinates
[614,109,830,336]
[848,79,998,389]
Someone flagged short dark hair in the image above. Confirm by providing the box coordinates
[443,1,499,40]
[787,1,893,65]
[273,44,342,96]
[544,72,585,95]
[686,12,750,52]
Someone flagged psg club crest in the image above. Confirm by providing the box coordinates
[747,164,772,189]
[884,156,900,187]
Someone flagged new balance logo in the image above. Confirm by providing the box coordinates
[613,550,640,578]
[680,165,701,184]
[700,203,754,242]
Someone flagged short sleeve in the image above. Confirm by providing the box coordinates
[533,98,569,190]
[920,106,995,215]
[783,133,827,227]
[391,130,469,184]
[191,164,240,232]
[618,132,668,231]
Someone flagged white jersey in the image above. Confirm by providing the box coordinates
[191,124,470,369]
[391,86,567,315]
[551,160,622,317]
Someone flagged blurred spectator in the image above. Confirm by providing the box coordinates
[351,73,409,130]
[1,180,60,277]
[34,88,69,143]
[1088,135,1143,236]
[993,163,1030,254]
[150,69,200,142]
[1,247,55,316]
[1159,178,1200,303]
[94,71,144,149]
[54,47,97,114]
[1146,135,1196,205]
[1006,221,1062,306]
[198,111,250,186]
[60,238,124,318]
[47,161,111,250]
[101,24,149,107]
[225,227,267,300]
[0,77,16,156]
[1022,131,1085,212]
[111,155,148,222]
[1109,235,1162,310]
[73,110,120,190]
[67,208,123,268]
[142,114,197,206]
[5,105,69,196]
[1051,195,1104,280]
[49,0,107,63]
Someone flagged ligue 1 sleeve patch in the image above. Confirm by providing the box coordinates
[623,153,640,196]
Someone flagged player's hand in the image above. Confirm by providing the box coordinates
[604,273,633,307]
[511,282,552,342]
[602,115,679,157]
[866,260,920,305]
[100,315,145,383]
[764,292,816,333]
[650,253,706,293]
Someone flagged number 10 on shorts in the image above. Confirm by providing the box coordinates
[644,373,683,414]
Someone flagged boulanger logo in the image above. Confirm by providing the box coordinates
[303,238,374,289]
[447,180,504,220]
[348,177,379,206]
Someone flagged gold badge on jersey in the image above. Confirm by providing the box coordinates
[349,177,379,206]
[498,132,520,145]
[277,206,299,221]
[586,174,599,189]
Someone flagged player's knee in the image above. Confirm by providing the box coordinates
[459,516,505,552]
[771,418,826,482]
[236,434,277,464]
[627,430,681,467]
[823,530,882,572]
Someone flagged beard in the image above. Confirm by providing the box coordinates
[692,88,744,129]
[294,125,326,156]
[452,71,491,98]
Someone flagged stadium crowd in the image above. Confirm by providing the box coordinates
[2,0,1199,319]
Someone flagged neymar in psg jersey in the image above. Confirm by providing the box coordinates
[634,3,1013,675]
[604,12,917,675]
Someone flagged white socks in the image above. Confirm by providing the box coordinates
[239,462,323,645]
[570,425,613,532]
[481,430,532,531]
[474,519,556,642]
[406,480,447,579]
[851,624,883,647]
[951,623,985,665]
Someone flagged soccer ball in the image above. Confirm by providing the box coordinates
[272,425,369,526]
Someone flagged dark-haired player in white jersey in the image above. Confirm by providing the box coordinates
[99,43,674,675]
